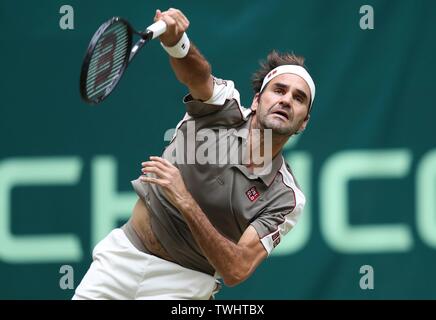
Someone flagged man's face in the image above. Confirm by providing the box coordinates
[251,73,311,136]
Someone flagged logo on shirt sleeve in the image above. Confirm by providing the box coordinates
[272,231,281,247]
[246,186,260,202]
[214,78,228,86]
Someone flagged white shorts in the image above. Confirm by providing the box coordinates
[72,228,220,300]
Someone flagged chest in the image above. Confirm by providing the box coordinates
[162,121,278,241]
[178,163,275,241]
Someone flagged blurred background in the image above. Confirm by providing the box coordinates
[1,0,435,299]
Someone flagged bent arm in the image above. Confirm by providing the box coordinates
[141,157,268,287]
[177,195,268,287]
[155,8,213,101]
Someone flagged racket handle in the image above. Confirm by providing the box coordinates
[146,20,167,39]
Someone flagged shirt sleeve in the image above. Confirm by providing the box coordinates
[250,190,306,256]
[203,77,241,106]
[182,76,245,119]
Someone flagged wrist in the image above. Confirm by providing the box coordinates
[176,193,195,213]
[160,32,190,59]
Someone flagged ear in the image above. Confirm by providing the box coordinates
[250,92,260,112]
[296,114,310,134]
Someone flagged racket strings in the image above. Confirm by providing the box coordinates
[87,44,128,95]
[85,22,130,100]
[89,25,129,64]
[88,39,126,68]
[86,42,128,81]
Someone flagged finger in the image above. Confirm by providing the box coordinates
[149,156,173,168]
[177,10,190,26]
[166,9,187,32]
[180,17,189,30]
[167,8,181,21]
[169,8,189,27]
[142,159,168,171]
[153,9,162,22]
[160,14,177,33]
[164,11,186,33]
[141,166,169,179]
[174,19,185,34]
[162,9,182,32]
[160,8,172,15]
[140,176,167,187]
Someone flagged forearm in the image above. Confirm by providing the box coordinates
[177,195,247,286]
[154,8,213,100]
[169,43,211,87]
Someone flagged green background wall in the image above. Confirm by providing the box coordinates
[1,0,435,299]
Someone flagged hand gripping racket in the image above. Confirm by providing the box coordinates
[80,17,166,105]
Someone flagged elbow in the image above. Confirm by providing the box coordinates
[223,277,242,288]
[221,251,259,287]
[222,269,249,287]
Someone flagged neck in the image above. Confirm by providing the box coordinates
[246,117,288,168]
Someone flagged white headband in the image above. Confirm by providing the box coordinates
[260,65,316,108]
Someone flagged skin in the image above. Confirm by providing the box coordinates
[248,74,311,165]
[132,8,311,287]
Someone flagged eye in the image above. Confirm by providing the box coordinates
[295,95,303,103]
[274,88,285,95]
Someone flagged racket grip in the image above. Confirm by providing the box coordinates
[147,20,167,39]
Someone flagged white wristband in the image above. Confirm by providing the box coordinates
[160,32,190,59]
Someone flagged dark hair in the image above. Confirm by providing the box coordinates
[251,50,306,94]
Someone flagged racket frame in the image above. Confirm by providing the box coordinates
[80,17,153,105]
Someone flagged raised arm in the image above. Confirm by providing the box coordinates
[154,8,214,101]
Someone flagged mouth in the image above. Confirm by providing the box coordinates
[271,110,289,121]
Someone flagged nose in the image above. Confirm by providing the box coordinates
[278,95,292,109]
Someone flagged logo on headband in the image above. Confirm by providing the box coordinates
[266,69,278,80]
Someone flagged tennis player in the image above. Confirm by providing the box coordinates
[73,7,315,300]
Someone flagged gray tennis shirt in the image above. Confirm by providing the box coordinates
[128,77,306,276]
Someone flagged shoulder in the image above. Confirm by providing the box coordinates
[183,76,241,108]
[182,76,251,124]
[275,159,306,212]
[203,77,241,106]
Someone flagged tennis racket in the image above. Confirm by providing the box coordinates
[80,17,166,105]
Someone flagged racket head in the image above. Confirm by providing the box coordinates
[80,17,133,105]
